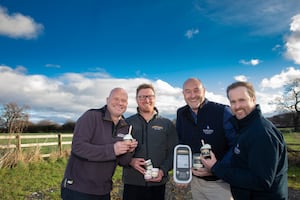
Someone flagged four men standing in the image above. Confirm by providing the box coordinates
[61,80,288,200]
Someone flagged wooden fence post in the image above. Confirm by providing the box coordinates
[16,134,21,156]
[58,133,62,156]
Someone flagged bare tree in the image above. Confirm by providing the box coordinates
[273,78,300,131]
[1,102,30,134]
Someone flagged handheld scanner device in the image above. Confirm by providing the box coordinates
[173,144,192,184]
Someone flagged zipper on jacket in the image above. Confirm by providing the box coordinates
[145,123,149,159]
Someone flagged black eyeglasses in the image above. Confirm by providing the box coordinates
[137,95,155,100]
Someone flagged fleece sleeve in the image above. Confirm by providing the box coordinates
[159,121,179,175]
[212,129,280,191]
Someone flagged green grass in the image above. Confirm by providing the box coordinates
[0,158,67,199]
[289,166,300,189]
[284,132,300,151]
[0,158,124,200]
[0,159,298,200]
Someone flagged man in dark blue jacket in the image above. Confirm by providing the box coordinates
[202,81,288,200]
[176,78,236,200]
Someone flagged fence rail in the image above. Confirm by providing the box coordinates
[287,143,300,153]
[0,134,73,157]
[0,134,299,157]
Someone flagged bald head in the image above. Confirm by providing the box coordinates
[183,78,203,89]
[108,87,128,99]
[182,78,206,113]
[106,87,128,121]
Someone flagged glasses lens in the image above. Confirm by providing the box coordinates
[138,95,155,100]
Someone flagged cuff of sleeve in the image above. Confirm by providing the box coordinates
[160,166,168,177]
[211,162,219,174]
[211,161,226,179]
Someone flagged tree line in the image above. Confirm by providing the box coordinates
[0,102,75,133]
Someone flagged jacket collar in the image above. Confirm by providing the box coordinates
[231,104,261,131]
[136,107,159,121]
[101,105,127,127]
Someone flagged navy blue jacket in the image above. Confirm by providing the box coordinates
[176,99,236,180]
[212,105,288,200]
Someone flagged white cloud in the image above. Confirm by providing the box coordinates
[260,67,300,89]
[152,80,184,118]
[290,14,300,32]
[285,14,300,65]
[205,91,229,106]
[255,91,279,116]
[234,75,248,82]
[250,59,260,66]
[185,28,199,39]
[239,59,261,66]
[0,6,43,39]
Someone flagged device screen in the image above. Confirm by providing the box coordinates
[176,149,190,169]
[177,154,189,168]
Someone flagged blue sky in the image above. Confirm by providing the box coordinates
[0,0,300,123]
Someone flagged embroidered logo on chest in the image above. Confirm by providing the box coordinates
[117,133,126,138]
[202,125,214,135]
[152,125,163,131]
[234,144,240,154]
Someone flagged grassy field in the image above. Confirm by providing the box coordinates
[284,132,300,151]
[0,157,67,199]
[0,132,299,199]
[0,160,299,200]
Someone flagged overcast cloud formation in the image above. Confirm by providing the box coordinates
[1,65,300,123]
